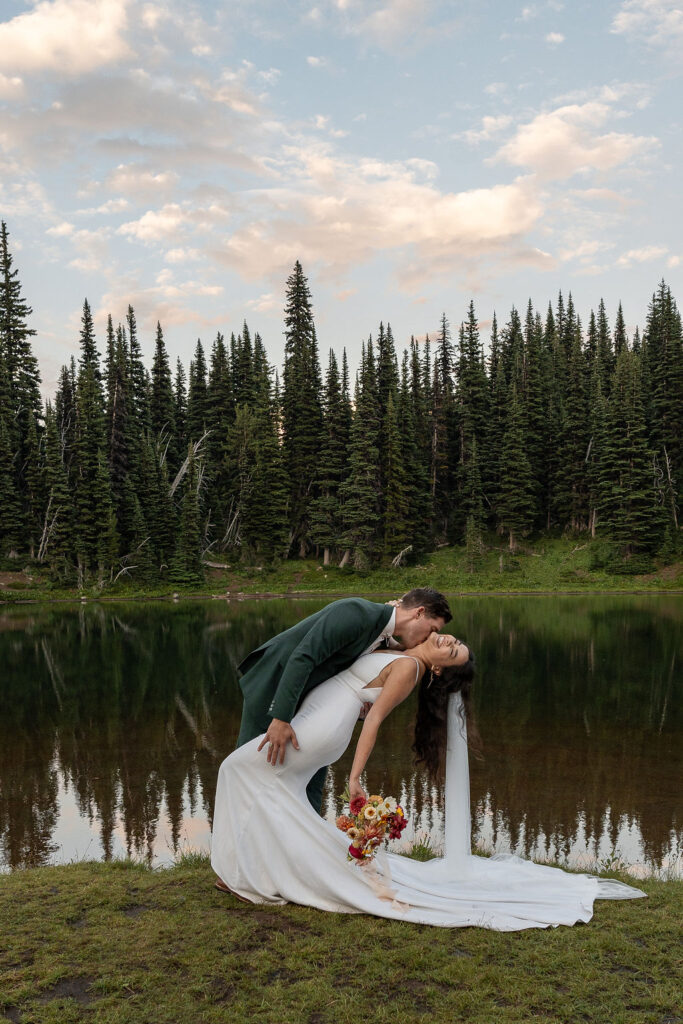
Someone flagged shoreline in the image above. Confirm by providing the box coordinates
[2,586,683,605]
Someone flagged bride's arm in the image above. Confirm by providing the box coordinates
[348,659,421,803]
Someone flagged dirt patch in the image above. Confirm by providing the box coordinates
[120,903,151,918]
[640,564,682,582]
[37,976,96,1005]
[0,572,34,590]
[207,977,236,1003]
[2,1008,22,1023]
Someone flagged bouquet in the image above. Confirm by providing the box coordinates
[336,793,408,863]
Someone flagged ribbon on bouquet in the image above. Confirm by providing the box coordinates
[359,849,410,913]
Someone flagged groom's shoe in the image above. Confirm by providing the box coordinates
[214,879,251,904]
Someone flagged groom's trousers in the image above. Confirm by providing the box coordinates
[236,706,328,815]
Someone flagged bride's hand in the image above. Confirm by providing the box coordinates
[349,778,367,806]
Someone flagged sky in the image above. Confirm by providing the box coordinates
[1,0,681,401]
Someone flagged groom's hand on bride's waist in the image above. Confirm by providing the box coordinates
[257,719,300,765]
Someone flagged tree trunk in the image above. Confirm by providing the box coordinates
[323,547,330,566]
[338,548,350,568]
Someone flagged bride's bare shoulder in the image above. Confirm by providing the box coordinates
[379,654,424,683]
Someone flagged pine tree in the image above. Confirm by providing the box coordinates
[382,391,411,557]
[398,351,431,558]
[187,339,208,442]
[340,342,381,567]
[281,261,324,556]
[74,300,110,575]
[542,302,565,527]
[586,351,608,537]
[596,299,614,384]
[23,407,43,556]
[642,281,682,523]
[173,358,188,460]
[523,301,548,528]
[431,313,456,539]
[497,383,535,551]
[108,325,135,549]
[554,314,589,531]
[310,349,350,564]
[170,444,204,583]
[599,350,664,564]
[150,321,176,450]
[42,401,76,578]
[0,414,22,555]
[0,221,42,550]
[127,305,151,435]
[614,302,628,358]
[55,358,78,482]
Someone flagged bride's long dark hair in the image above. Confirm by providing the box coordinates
[412,648,480,781]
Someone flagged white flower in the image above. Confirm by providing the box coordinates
[381,797,397,814]
[363,806,378,821]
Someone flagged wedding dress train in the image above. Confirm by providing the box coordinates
[211,652,644,930]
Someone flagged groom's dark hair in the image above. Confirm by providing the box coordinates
[401,587,452,623]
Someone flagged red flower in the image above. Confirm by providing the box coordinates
[349,796,368,816]
[348,843,364,859]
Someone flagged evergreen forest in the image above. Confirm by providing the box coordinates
[0,220,680,588]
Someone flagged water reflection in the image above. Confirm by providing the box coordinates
[1,596,680,878]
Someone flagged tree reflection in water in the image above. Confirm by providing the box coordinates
[0,597,680,877]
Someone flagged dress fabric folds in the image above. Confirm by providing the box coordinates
[211,652,644,930]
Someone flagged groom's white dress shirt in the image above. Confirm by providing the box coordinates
[362,607,397,655]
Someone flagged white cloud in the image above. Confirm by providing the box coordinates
[545,31,565,43]
[569,187,634,209]
[210,144,545,290]
[246,292,279,312]
[164,248,201,264]
[330,0,433,46]
[494,101,657,179]
[558,239,614,261]
[118,200,232,243]
[456,114,514,145]
[118,204,187,242]
[0,72,24,98]
[612,0,683,53]
[46,221,75,237]
[667,255,681,267]
[0,0,132,76]
[617,244,669,266]
[64,226,112,273]
[258,68,281,84]
[307,56,326,67]
[106,165,180,201]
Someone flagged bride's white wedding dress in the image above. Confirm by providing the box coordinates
[211,652,644,930]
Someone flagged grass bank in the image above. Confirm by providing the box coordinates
[0,857,680,1024]
[1,537,681,603]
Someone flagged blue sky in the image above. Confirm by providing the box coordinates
[1,0,681,399]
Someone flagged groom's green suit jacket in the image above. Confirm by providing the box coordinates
[238,597,394,725]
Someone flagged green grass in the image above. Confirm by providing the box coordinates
[1,536,681,603]
[0,857,680,1024]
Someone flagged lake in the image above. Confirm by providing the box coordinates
[1,595,680,879]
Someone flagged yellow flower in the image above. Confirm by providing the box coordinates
[347,827,361,839]
[369,794,383,803]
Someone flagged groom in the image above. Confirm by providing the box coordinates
[236,588,452,813]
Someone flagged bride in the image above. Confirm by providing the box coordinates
[210,635,644,930]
